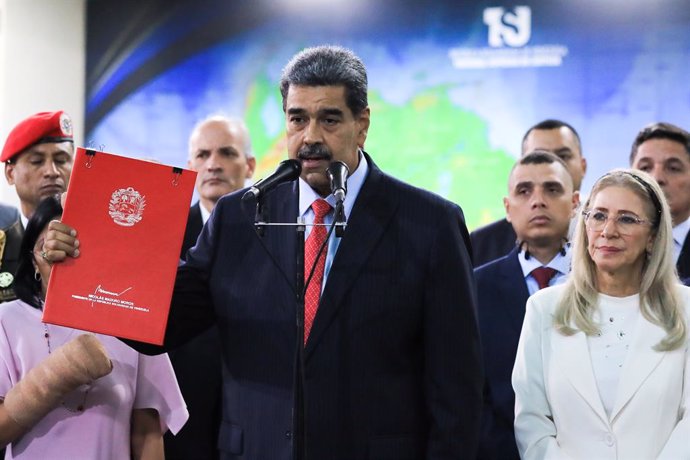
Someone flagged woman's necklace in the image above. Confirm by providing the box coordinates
[43,323,90,412]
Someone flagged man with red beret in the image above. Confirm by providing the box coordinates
[0,111,74,301]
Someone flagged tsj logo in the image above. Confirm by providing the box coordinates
[448,5,568,69]
[483,6,531,48]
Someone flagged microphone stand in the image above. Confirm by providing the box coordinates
[250,199,344,460]
[334,200,346,238]
[294,216,306,460]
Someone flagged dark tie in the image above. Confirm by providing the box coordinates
[531,266,557,290]
[304,199,332,344]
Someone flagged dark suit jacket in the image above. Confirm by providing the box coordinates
[470,218,517,268]
[132,154,483,459]
[180,202,204,259]
[475,248,528,460]
[163,201,222,460]
[677,231,690,280]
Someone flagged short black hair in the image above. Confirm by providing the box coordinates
[521,119,582,154]
[629,122,690,165]
[510,150,573,189]
[519,149,570,168]
[280,45,368,116]
[14,195,63,309]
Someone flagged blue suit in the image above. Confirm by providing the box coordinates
[475,248,528,460]
[131,154,483,459]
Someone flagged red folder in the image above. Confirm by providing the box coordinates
[43,148,196,344]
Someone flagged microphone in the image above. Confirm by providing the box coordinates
[327,161,349,203]
[242,159,301,202]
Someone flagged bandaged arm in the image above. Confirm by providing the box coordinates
[0,334,112,447]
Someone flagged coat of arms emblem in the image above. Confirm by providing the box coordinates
[109,187,146,227]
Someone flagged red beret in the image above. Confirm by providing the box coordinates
[1,111,74,162]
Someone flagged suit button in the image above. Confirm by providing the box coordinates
[604,433,615,446]
[285,430,292,439]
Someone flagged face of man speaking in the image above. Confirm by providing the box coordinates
[285,85,370,197]
[5,142,73,218]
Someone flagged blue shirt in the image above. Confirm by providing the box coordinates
[298,151,369,291]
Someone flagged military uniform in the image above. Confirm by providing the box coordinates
[0,220,23,302]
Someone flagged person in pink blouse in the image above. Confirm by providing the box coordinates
[0,196,188,459]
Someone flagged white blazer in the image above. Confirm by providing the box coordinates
[512,284,690,460]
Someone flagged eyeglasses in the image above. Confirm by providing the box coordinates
[582,210,653,234]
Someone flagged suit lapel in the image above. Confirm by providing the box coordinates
[305,162,398,357]
[256,181,300,305]
[497,250,530,333]
[677,232,690,279]
[609,314,667,421]
[552,327,609,426]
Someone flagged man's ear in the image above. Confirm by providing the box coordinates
[571,190,581,217]
[5,162,15,186]
[503,196,511,222]
[246,157,256,179]
[356,107,370,148]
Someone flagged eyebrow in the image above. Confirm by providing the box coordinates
[513,181,534,189]
[320,108,344,117]
[591,206,641,216]
[286,107,345,117]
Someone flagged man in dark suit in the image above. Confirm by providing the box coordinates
[630,122,690,279]
[44,46,483,459]
[476,151,578,459]
[181,115,256,258]
[0,111,73,302]
[164,116,256,459]
[471,119,586,267]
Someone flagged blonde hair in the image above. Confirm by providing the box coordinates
[554,169,686,351]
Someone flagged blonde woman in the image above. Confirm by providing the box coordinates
[513,169,689,459]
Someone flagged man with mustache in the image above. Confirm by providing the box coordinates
[475,151,578,460]
[0,111,73,302]
[43,45,483,459]
[163,115,255,459]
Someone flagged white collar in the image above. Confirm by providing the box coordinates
[199,202,212,224]
[518,243,572,277]
[298,150,369,218]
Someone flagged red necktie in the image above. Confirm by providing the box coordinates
[531,267,557,290]
[304,199,332,344]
